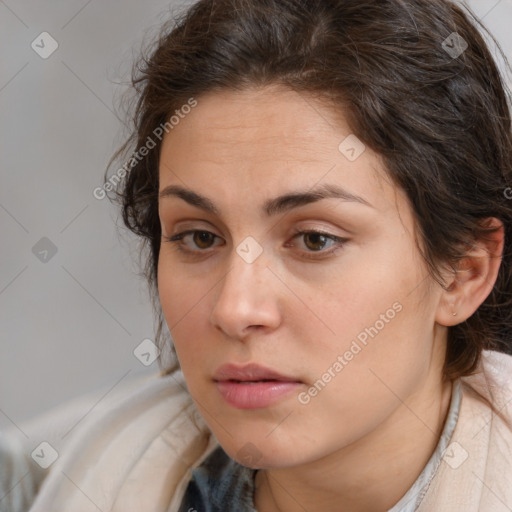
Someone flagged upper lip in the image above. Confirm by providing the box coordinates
[213,363,301,382]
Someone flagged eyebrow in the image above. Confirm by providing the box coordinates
[158,183,373,216]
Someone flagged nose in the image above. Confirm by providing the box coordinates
[210,245,282,341]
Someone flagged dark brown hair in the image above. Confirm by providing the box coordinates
[105,0,512,379]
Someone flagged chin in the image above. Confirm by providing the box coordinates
[215,433,303,469]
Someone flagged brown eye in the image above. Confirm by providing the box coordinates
[193,231,216,249]
[303,232,329,251]
[287,229,348,260]
[163,229,222,254]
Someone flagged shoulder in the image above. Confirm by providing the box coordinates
[0,370,188,512]
[27,370,217,512]
[417,350,512,511]
[461,349,512,428]
[0,430,46,512]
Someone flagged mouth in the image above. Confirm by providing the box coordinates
[223,379,285,383]
[213,363,303,409]
[213,363,301,383]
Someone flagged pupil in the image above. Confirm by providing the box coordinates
[305,233,326,251]
[195,231,213,248]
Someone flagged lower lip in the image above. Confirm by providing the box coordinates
[216,380,302,409]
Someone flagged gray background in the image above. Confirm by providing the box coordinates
[1,0,512,434]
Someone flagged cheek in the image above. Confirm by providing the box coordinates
[310,258,412,347]
[315,299,436,420]
[157,261,178,325]
[157,261,222,379]
[158,257,203,326]
[305,249,434,385]
[157,261,202,353]
[287,305,436,454]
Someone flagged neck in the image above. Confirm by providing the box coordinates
[254,374,454,512]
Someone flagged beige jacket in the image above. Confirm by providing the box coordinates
[24,350,512,511]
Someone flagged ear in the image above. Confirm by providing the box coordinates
[436,217,504,326]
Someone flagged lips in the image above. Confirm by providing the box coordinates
[213,363,303,409]
[213,363,300,383]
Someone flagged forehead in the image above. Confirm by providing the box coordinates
[158,86,406,219]
[162,86,351,161]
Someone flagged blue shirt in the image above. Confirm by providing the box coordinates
[178,379,462,512]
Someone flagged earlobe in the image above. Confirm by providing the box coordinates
[435,217,504,327]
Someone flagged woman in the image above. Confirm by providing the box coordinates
[8,0,512,510]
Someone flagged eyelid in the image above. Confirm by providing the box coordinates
[167,219,220,234]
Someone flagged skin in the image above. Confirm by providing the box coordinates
[156,85,503,512]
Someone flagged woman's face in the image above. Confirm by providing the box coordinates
[157,85,447,468]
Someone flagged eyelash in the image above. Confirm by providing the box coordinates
[163,228,348,260]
